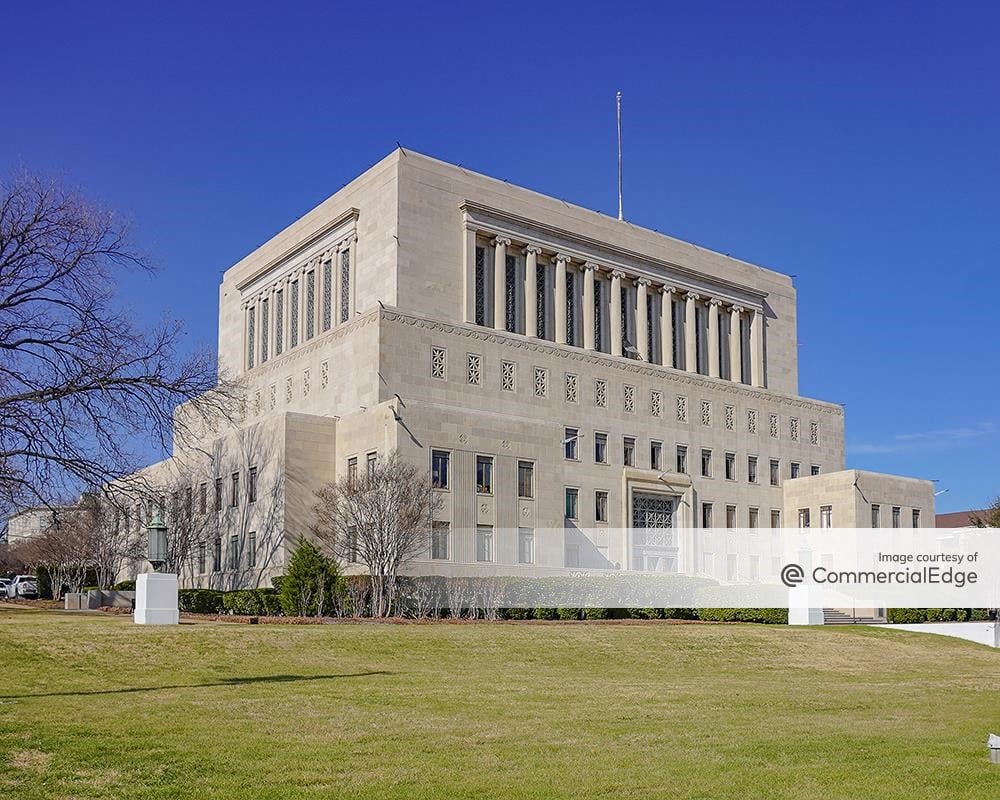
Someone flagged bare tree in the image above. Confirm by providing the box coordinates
[971,497,1000,528]
[314,451,441,617]
[0,169,238,519]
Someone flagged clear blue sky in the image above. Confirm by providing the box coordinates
[3,2,997,512]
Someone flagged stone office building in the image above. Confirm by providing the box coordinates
[135,149,933,588]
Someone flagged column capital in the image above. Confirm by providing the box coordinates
[554,252,572,264]
[730,304,745,314]
[686,292,701,302]
[493,236,512,248]
[610,269,626,281]
[660,285,679,296]
[709,298,723,307]
[635,277,651,287]
[523,244,542,256]
[582,260,599,273]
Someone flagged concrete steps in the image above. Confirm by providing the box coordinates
[823,608,884,625]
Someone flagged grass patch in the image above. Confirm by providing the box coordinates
[0,607,998,798]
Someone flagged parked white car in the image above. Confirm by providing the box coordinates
[7,575,38,599]
[0,578,9,597]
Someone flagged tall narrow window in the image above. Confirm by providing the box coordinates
[771,510,781,528]
[476,456,493,494]
[820,506,832,529]
[212,537,221,572]
[749,507,759,528]
[770,459,780,486]
[248,532,257,568]
[725,452,736,481]
[306,269,315,339]
[518,528,534,564]
[347,457,358,486]
[431,450,450,489]
[565,488,579,520]
[620,286,628,353]
[231,472,240,508]
[199,483,207,514]
[646,292,654,362]
[594,432,608,464]
[517,460,534,499]
[229,534,240,570]
[505,254,517,332]
[475,246,486,326]
[912,509,921,527]
[566,271,576,346]
[322,260,333,331]
[535,262,546,338]
[366,451,377,477]
[290,279,299,348]
[261,298,269,363]
[432,522,450,560]
[246,306,256,369]
[564,427,579,460]
[701,448,712,477]
[275,288,284,355]
[798,508,811,528]
[892,506,901,528]
[676,445,688,474]
[595,490,609,523]
[701,502,713,528]
[650,440,662,471]
[623,436,636,467]
[594,280,603,351]
[214,477,223,511]
[476,526,494,562]
[248,466,258,503]
[748,456,758,484]
[198,542,206,573]
[339,249,350,324]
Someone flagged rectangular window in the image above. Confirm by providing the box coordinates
[701,448,712,478]
[214,477,223,512]
[275,288,284,355]
[749,507,759,529]
[476,456,494,494]
[518,528,534,564]
[230,472,240,508]
[305,269,315,339]
[199,482,207,514]
[467,353,482,385]
[595,490,609,523]
[366,451,378,477]
[505,254,517,332]
[476,525,494,562]
[246,306,256,369]
[769,459,780,487]
[248,532,257,568]
[197,541,206,573]
[564,427,579,460]
[432,522,450,560]
[212,537,221,572]
[650,440,662,471]
[811,464,821,476]
[798,508,811,528]
[290,279,299,348]
[892,506,901,528]
[771,509,781,528]
[323,259,333,332]
[431,450,450,489]
[748,456,758,484]
[912,509,921,528]
[565,487,579,520]
[820,505,832,529]
[340,249,350,324]
[725,452,736,481]
[261,298,269,363]
[517,460,534,499]
[248,466,258,503]
[790,462,801,479]
[474,246,486,326]
[347,457,358,486]
[623,436,635,467]
[701,502,713,528]
[347,528,358,563]
[594,432,608,464]
[726,505,737,529]
[871,504,881,528]
[676,445,688,474]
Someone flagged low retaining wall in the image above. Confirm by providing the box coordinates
[883,621,999,648]
[64,590,136,611]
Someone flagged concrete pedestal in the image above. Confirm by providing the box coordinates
[134,573,179,625]
[788,586,824,626]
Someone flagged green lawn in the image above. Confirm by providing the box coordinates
[1,607,998,799]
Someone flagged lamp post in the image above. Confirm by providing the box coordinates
[146,510,168,572]
[134,508,179,625]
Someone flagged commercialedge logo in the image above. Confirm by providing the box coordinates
[780,563,978,589]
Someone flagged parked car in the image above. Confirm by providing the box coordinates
[7,575,38,599]
[0,578,9,598]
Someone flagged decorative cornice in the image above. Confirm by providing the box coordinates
[377,308,843,417]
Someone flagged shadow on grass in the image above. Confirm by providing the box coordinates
[1,671,391,700]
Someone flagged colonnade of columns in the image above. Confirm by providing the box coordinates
[469,234,766,387]
[242,235,357,372]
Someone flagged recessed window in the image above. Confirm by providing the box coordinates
[517,460,534,499]
[366,451,378,477]
[347,457,358,486]
[231,472,240,508]
[701,448,712,478]
[769,459,780,487]
[748,456,758,484]
[701,502,713,528]
[564,427,580,460]
[431,450,450,489]
[594,432,608,464]
[871,504,881,528]
[199,483,207,515]
[623,436,636,467]
[650,441,662,471]
[810,464,821,476]
[565,487,579,520]
[676,445,688,474]
[229,534,240,570]
[476,525,494,562]
[726,505,737,529]
[476,456,494,494]
[892,506,901,528]
[214,477,223,512]
[820,505,832,529]
[725,452,736,481]
[248,532,257,568]
[432,522,450,560]
[798,508,811,528]
[749,507,759,529]
[912,509,921,528]
[212,537,221,572]
[248,466,258,503]
[518,528,534,564]
[770,510,781,528]
[595,490,609,523]
[790,462,801,479]
[197,542,206,573]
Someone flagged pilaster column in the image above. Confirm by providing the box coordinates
[610,270,624,357]
[524,245,541,338]
[660,286,676,368]
[708,299,722,378]
[463,226,477,323]
[297,268,307,345]
[729,305,743,382]
[492,236,511,331]
[635,278,649,361]
[684,292,700,373]
[582,262,597,350]
[750,307,765,387]
[554,253,569,344]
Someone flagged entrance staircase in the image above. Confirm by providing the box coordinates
[822,609,885,625]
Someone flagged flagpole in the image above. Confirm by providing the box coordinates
[616,91,624,221]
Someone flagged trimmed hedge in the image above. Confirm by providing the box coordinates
[112,580,136,591]
[222,588,283,617]
[697,608,788,624]
[178,589,225,614]
[887,608,991,624]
